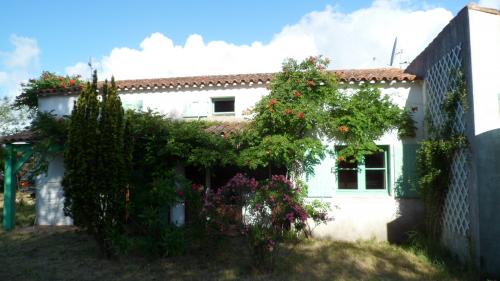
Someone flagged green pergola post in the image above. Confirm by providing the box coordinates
[3,143,33,231]
[3,144,15,231]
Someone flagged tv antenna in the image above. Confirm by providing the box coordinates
[390,37,398,66]
[88,57,93,73]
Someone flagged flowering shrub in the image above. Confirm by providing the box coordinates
[203,173,329,267]
[204,173,258,234]
[14,71,83,110]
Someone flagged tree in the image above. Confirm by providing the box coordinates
[0,97,32,188]
[238,57,336,176]
[0,97,32,137]
[238,56,408,178]
[63,71,128,256]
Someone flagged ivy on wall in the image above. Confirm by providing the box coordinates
[416,69,468,239]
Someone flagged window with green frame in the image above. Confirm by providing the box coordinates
[335,146,389,194]
[212,97,235,115]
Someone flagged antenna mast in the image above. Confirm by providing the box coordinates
[390,37,397,66]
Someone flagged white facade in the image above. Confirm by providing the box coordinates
[39,85,269,121]
[36,78,425,242]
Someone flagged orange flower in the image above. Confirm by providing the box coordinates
[337,156,346,163]
[294,91,301,97]
[69,79,75,86]
[268,99,278,108]
[338,125,349,134]
[296,112,305,119]
[284,108,293,115]
[306,80,316,87]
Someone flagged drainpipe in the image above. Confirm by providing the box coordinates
[170,162,185,226]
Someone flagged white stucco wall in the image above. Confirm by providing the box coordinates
[35,154,73,226]
[468,9,500,135]
[38,85,269,120]
[468,8,500,276]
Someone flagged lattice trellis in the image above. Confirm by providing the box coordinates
[424,44,470,237]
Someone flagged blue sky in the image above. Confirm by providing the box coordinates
[0,0,496,98]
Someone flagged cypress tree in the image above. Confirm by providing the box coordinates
[63,71,100,229]
[63,71,128,257]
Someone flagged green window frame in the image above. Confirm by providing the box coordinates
[212,97,235,116]
[334,146,390,195]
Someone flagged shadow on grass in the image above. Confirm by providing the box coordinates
[274,240,472,281]
[0,229,476,281]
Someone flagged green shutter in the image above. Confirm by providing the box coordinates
[394,143,420,198]
[305,153,335,198]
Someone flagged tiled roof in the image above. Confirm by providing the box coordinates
[467,3,500,16]
[334,68,417,82]
[0,130,38,144]
[0,124,245,144]
[205,122,247,136]
[37,68,417,96]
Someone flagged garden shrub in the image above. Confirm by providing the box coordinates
[203,173,329,269]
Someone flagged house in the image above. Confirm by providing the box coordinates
[2,3,499,277]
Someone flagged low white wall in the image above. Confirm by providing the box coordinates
[311,197,424,242]
[35,154,73,226]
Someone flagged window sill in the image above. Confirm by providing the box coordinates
[335,189,390,196]
[212,112,235,116]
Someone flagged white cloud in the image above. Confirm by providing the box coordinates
[2,35,40,68]
[478,0,500,9]
[66,0,453,80]
[0,35,40,98]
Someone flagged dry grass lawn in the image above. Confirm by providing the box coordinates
[0,228,478,281]
[0,192,478,281]
[0,191,36,227]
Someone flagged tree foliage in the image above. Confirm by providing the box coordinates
[239,56,409,176]
[0,97,32,136]
[62,71,129,256]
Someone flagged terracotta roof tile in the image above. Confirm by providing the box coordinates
[0,130,38,144]
[37,68,417,96]
[205,122,247,136]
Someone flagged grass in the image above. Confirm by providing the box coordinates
[0,191,36,227]
[0,192,478,280]
[0,227,479,281]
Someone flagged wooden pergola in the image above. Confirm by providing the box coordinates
[1,131,36,231]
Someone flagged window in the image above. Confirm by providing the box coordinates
[212,97,235,115]
[336,146,389,194]
[122,100,143,111]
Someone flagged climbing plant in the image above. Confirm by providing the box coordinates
[416,69,468,239]
[238,56,411,178]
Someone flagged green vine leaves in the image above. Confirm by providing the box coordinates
[416,69,468,238]
[240,56,413,175]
